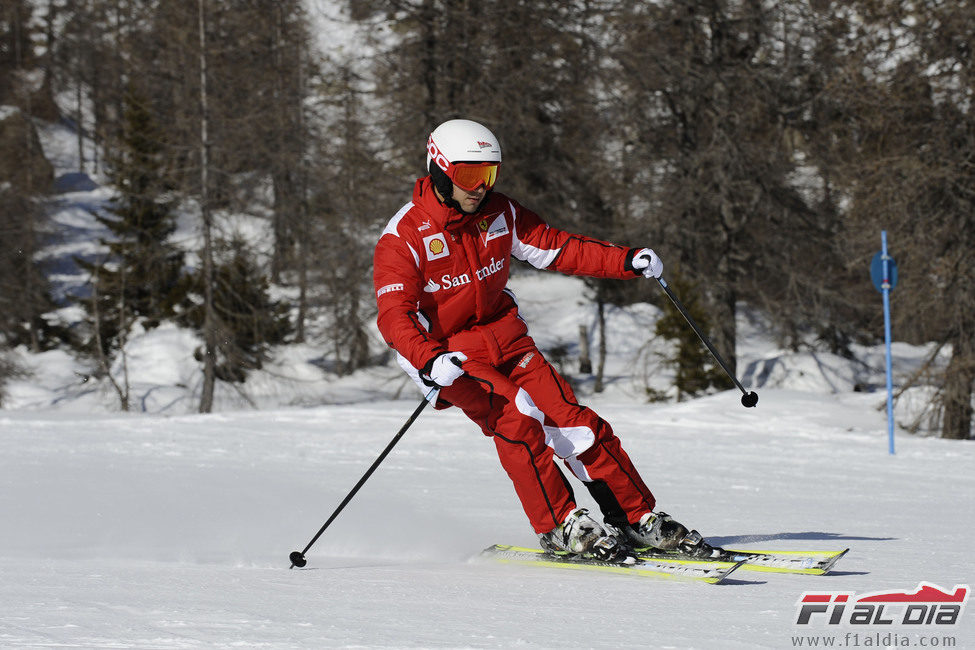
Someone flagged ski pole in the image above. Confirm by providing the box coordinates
[289,388,438,568]
[656,277,759,408]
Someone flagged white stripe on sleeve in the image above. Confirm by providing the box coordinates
[381,201,419,267]
[510,201,560,269]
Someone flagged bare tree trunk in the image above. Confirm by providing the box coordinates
[714,214,738,378]
[420,0,438,125]
[294,35,308,343]
[24,85,40,353]
[90,264,129,411]
[942,331,975,440]
[75,79,84,173]
[12,4,41,353]
[578,325,591,374]
[197,0,216,413]
[116,262,130,410]
[270,4,288,283]
[594,293,606,393]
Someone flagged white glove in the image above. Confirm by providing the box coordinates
[632,248,663,279]
[422,352,468,388]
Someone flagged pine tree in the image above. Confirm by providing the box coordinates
[1,1,59,353]
[75,84,186,356]
[652,272,733,401]
[181,237,291,383]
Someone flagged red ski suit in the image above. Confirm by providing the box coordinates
[373,177,656,534]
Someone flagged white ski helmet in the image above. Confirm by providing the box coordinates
[426,119,502,196]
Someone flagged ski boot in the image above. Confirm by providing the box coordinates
[539,508,630,562]
[612,511,719,558]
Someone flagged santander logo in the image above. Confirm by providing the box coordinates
[422,258,505,294]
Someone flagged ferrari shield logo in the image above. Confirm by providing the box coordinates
[478,213,509,246]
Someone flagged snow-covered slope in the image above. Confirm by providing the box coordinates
[1,390,972,648]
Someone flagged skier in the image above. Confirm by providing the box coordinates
[373,118,708,561]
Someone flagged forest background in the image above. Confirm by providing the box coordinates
[0,0,972,439]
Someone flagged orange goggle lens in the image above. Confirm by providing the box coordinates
[448,162,500,191]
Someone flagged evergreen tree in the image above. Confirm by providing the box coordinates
[75,85,186,356]
[0,110,57,351]
[651,272,732,401]
[0,189,57,348]
[182,237,291,383]
[1,2,58,353]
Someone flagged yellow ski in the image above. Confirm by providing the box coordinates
[481,544,745,584]
[635,547,850,575]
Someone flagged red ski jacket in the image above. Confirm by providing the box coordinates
[374,177,642,372]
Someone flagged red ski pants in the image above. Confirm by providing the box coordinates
[438,347,656,534]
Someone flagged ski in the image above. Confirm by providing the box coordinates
[634,546,850,575]
[480,544,745,584]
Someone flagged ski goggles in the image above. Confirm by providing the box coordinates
[446,162,500,192]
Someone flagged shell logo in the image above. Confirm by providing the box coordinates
[423,233,450,260]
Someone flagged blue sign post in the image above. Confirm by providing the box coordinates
[870,232,898,455]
